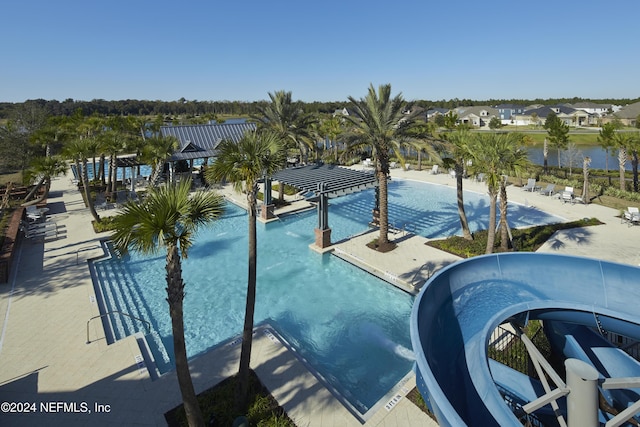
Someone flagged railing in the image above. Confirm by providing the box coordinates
[86,310,151,344]
[410,262,431,287]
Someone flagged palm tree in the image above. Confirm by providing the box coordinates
[343,84,412,248]
[613,132,631,191]
[110,179,224,427]
[597,122,617,173]
[142,135,179,187]
[64,137,102,224]
[252,90,316,201]
[99,130,129,196]
[443,129,473,240]
[205,130,284,413]
[22,156,68,205]
[468,133,528,253]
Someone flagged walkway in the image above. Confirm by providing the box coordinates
[0,166,637,426]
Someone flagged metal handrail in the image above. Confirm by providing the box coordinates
[411,262,431,286]
[86,310,151,344]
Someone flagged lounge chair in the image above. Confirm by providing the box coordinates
[622,207,640,226]
[476,173,486,182]
[522,178,538,192]
[539,184,555,196]
[430,164,439,174]
[449,169,456,179]
[561,186,574,204]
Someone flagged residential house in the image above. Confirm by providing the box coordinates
[452,106,499,128]
[514,105,595,127]
[425,107,449,122]
[496,104,526,124]
[609,101,640,127]
[568,102,611,117]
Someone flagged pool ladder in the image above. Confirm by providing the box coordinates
[86,310,151,344]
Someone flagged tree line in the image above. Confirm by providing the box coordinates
[2,96,640,120]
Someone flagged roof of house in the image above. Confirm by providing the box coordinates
[453,106,499,118]
[520,105,577,118]
[160,122,256,162]
[569,102,611,109]
[613,101,640,119]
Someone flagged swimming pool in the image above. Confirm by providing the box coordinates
[91,178,563,415]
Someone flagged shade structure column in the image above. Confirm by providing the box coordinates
[261,175,274,220]
[314,182,331,248]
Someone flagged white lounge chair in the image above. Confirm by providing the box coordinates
[622,207,640,226]
[522,178,538,192]
[430,164,439,175]
[539,184,555,196]
[561,186,574,204]
[476,173,486,183]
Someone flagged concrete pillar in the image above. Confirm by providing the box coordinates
[565,358,599,427]
[314,227,332,249]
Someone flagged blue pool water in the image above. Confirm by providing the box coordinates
[91,179,563,414]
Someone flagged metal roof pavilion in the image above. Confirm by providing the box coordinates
[271,164,377,196]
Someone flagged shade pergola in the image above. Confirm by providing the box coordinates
[271,164,377,197]
[270,164,378,249]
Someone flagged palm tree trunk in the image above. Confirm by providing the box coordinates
[166,244,205,427]
[237,192,258,413]
[24,177,46,202]
[486,191,497,254]
[582,157,591,202]
[377,169,389,245]
[633,151,639,193]
[82,158,101,223]
[543,138,548,174]
[619,148,627,192]
[455,163,472,240]
[499,184,510,251]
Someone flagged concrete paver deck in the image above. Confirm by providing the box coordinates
[0,166,637,427]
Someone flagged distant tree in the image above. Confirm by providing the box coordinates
[488,116,502,130]
[561,143,583,176]
[530,112,540,128]
[433,114,446,128]
[544,111,570,167]
[636,114,640,129]
[443,111,458,130]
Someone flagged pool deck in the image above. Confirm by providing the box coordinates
[0,167,638,426]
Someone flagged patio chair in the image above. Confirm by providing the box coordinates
[476,173,486,182]
[430,164,439,174]
[622,207,640,226]
[561,186,574,204]
[539,184,555,196]
[522,178,538,192]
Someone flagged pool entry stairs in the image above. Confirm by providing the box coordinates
[89,244,170,376]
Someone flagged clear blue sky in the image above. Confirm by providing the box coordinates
[2,0,639,103]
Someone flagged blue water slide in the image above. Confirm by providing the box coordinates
[410,253,640,426]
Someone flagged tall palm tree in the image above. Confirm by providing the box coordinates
[343,83,412,248]
[99,130,129,196]
[613,132,631,192]
[443,129,473,240]
[110,179,225,427]
[253,90,316,201]
[205,130,284,413]
[468,133,528,253]
[22,156,68,205]
[597,122,617,173]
